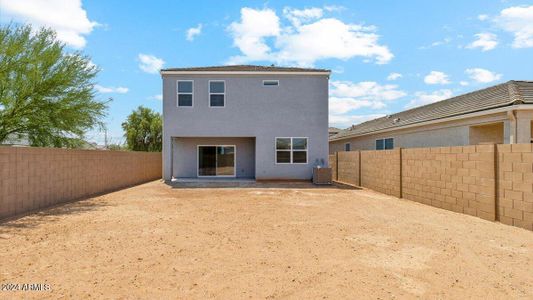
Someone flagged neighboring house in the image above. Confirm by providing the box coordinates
[1,134,30,146]
[328,127,340,136]
[330,80,533,153]
[161,65,330,181]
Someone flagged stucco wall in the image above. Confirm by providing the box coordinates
[469,123,504,145]
[162,74,329,180]
[0,147,162,221]
[172,137,255,178]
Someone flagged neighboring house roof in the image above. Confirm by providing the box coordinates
[329,127,340,134]
[330,80,533,141]
[160,65,330,74]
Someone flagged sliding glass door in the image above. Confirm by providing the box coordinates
[198,146,235,177]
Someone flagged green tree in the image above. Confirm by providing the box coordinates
[0,24,107,147]
[122,106,162,152]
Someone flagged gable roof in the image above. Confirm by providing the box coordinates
[160,65,330,74]
[330,80,533,141]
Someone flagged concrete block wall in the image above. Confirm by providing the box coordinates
[497,144,533,230]
[402,145,496,221]
[337,151,360,187]
[330,143,533,231]
[0,147,162,220]
[361,149,401,198]
[328,154,337,181]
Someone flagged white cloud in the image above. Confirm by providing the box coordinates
[424,71,451,85]
[227,8,281,63]
[459,81,469,86]
[419,37,451,49]
[466,33,498,51]
[387,72,402,81]
[0,0,98,48]
[283,7,323,26]
[329,114,386,129]
[138,54,165,74]
[465,68,502,83]
[227,7,392,66]
[148,94,163,100]
[332,66,344,74]
[186,24,202,41]
[323,5,345,12]
[405,89,453,108]
[328,80,405,128]
[495,5,533,48]
[478,14,489,21]
[329,97,385,115]
[94,85,129,94]
[330,81,407,102]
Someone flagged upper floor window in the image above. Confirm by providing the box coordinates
[177,80,193,107]
[376,138,394,150]
[276,137,308,164]
[344,143,351,151]
[263,80,279,86]
[209,81,225,107]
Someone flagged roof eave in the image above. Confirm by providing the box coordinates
[160,70,331,76]
[329,102,533,142]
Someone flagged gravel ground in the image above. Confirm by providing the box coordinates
[0,180,532,299]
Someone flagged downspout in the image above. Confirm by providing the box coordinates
[507,110,517,144]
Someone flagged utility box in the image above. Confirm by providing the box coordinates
[313,167,332,185]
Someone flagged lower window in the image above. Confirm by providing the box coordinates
[276,137,308,164]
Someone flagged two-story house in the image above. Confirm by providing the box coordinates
[161,65,330,181]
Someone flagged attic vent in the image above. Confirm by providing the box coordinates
[392,118,401,124]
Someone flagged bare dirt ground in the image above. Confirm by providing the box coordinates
[0,181,532,299]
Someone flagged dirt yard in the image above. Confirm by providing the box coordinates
[1,181,532,299]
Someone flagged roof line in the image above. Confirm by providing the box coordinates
[329,102,533,141]
[387,81,512,118]
[160,70,331,75]
[507,80,524,104]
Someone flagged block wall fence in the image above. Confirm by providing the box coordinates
[0,147,162,221]
[329,143,533,231]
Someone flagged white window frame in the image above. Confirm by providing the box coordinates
[376,137,394,150]
[263,80,279,87]
[208,80,225,108]
[275,137,308,164]
[344,142,351,152]
[197,145,236,178]
[177,80,194,108]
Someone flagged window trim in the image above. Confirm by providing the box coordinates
[263,80,279,87]
[375,137,394,150]
[208,80,226,108]
[177,80,194,108]
[344,142,351,152]
[275,137,308,165]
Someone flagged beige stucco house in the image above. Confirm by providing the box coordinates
[330,81,533,153]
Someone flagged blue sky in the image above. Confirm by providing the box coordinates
[1,0,533,145]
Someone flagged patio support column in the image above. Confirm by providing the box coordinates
[515,111,533,144]
[163,136,173,181]
[503,120,513,144]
